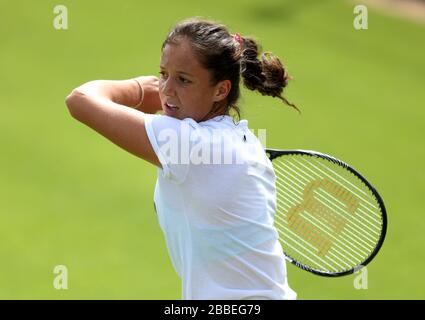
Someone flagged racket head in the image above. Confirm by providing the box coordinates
[266,149,387,277]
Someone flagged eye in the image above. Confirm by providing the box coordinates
[159,71,168,80]
[179,76,191,84]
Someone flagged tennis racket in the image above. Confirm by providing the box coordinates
[266,149,387,277]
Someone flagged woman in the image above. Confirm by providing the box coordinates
[66,18,298,300]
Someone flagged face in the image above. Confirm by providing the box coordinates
[159,38,230,121]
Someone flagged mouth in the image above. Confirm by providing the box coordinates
[164,102,180,112]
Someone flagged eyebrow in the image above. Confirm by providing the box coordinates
[178,71,194,77]
[160,66,194,77]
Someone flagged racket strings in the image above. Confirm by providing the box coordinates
[272,154,384,273]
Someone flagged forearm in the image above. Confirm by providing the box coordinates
[69,79,141,108]
[68,76,162,114]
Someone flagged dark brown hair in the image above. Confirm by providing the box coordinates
[162,17,300,120]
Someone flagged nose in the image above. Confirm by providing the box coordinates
[161,77,176,97]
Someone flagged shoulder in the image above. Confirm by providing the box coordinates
[145,114,199,131]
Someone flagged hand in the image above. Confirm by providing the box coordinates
[134,76,162,114]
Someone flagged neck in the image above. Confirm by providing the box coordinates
[200,102,228,122]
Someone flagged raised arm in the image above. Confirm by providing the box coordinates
[65,76,162,166]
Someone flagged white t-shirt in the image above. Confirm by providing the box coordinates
[143,114,297,300]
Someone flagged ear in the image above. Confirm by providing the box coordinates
[213,80,232,102]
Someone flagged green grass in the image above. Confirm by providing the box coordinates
[0,0,424,299]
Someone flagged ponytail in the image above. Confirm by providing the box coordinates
[239,37,300,113]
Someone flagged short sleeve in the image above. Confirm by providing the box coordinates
[144,114,197,183]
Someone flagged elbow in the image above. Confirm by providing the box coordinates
[65,89,86,119]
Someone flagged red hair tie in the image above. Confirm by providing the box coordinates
[233,33,243,44]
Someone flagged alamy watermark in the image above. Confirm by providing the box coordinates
[155,123,268,168]
[353,265,368,290]
[53,5,68,30]
[53,265,68,290]
[353,5,368,30]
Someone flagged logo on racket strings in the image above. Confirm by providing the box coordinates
[287,179,359,256]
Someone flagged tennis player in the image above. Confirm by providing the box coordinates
[65,18,298,300]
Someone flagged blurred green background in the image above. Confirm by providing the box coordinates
[0,0,424,299]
